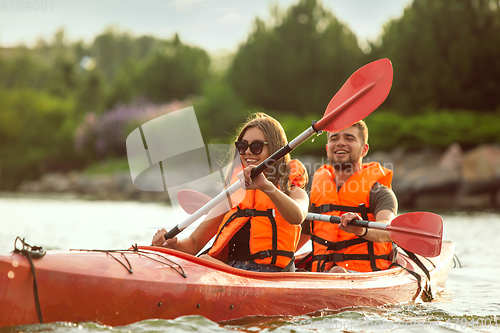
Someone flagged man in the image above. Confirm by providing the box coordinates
[303,120,397,272]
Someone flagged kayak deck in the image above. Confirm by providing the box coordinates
[0,241,454,328]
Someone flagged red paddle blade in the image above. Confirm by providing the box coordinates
[388,212,443,257]
[316,58,393,133]
[177,189,212,215]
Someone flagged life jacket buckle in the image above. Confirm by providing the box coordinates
[335,240,347,251]
[319,205,333,213]
[242,209,255,217]
[259,250,272,259]
[333,253,346,262]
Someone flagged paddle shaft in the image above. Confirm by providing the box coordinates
[165,181,240,239]
[306,212,386,230]
[306,212,442,240]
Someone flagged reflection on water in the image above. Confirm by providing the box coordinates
[1,196,499,332]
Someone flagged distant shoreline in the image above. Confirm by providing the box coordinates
[10,143,500,212]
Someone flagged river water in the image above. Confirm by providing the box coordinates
[1,195,499,333]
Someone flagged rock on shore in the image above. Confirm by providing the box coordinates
[367,143,500,211]
[18,172,170,202]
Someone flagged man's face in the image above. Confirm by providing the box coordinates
[326,125,369,171]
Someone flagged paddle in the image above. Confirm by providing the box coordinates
[164,58,393,240]
[306,212,443,257]
[176,189,443,257]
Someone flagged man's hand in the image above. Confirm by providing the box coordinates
[338,212,367,237]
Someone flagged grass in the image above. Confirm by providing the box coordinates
[83,158,130,175]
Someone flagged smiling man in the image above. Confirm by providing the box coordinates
[303,120,398,273]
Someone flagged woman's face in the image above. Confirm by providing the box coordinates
[239,127,270,168]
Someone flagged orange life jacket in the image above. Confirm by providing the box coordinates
[208,160,306,269]
[309,162,394,272]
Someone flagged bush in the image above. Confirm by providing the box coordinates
[366,109,500,151]
[0,89,77,189]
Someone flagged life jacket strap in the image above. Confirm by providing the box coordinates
[232,249,295,261]
[310,203,372,219]
[311,234,367,250]
[312,252,392,263]
[225,208,293,267]
[232,207,276,218]
[311,247,397,272]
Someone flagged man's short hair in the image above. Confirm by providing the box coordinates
[327,120,368,144]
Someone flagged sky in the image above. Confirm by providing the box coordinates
[0,0,413,54]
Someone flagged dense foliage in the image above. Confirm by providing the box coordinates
[366,109,500,151]
[369,0,500,114]
[0,89,78,189]
[1,0,500,190]
[0,29,210,189]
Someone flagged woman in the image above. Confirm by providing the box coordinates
[152,113,309,272]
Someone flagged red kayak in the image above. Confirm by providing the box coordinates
[0,241,454,328]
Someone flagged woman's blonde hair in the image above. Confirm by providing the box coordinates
[233,112,293,195]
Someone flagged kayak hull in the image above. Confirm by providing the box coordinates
[0,242,454,328]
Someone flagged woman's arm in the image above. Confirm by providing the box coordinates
[264,184,309,225]
[152,211,225,254]
[240,166,309,225]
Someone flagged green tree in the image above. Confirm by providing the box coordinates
[228,0,364,116]
[370,0,500,113]
[194,74,248,143]
[91,28,136,81]
[76,70,105,112]
[104,58,138,109]
[0,49,47,90]
[90,27,166,82]
[46,55,78,98]
[135,34,211,103]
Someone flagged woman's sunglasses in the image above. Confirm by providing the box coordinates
[234,140,269,155]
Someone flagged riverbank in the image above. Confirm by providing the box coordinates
[373,143,500,211]
[17,172,169,202]
[14,143,500,211]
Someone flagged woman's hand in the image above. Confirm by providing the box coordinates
[152,228,178,247]
[238,165,274,192]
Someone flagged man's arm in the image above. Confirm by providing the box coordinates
[360,208,395,242]
[339,183,397,242]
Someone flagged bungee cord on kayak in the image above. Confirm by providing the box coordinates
[71,248,187,278]
[13,237,45,324]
